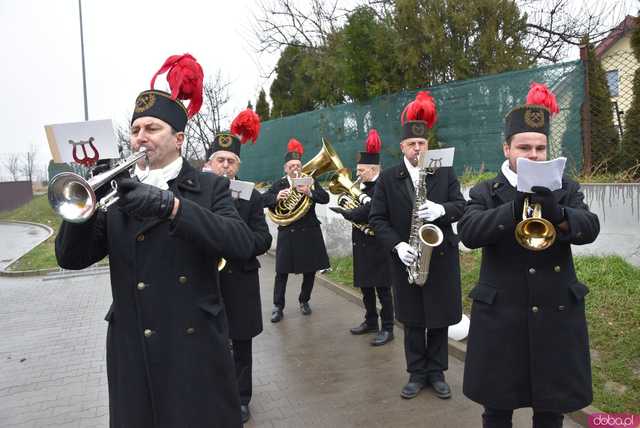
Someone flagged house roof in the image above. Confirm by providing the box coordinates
[595,15,639,57]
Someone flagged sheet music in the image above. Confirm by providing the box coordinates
[44,119,120,163]
[292,176,314,187]
[419,147,455,169]
[229,179,255,201]
[516,157,566,193]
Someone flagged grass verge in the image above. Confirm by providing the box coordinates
[325,251,640,413]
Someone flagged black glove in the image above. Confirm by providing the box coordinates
[116,178,175,220]
[530,186,564,225]
[513,191,527,221]
[330,206,354,221]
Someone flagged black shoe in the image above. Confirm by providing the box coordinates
[240,404,250,423]
[401,380,425,399]
[300,302,312,316]
[371,330,394,346]
[350,322,378,335]
[270,307,283,323]
[430,379,452,399]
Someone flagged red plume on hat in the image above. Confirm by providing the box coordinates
[150,53,204,118]
[288,138,304,155]
[365,129,382,154]
[401,91,438,128]
[526,82,559,117]
[231,109,261,144]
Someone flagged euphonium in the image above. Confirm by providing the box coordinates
[328,168,374,236]
[515,198,556,251]
[48,148,148,223]
[267,138,342,226]
[406,152,444,286]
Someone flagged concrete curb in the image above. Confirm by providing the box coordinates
[315,273,601,428]
[0,220,54,276]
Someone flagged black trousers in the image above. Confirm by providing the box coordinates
[482,407,564,428]
[403,325,448,383]
[273,272,315,309]
[232,339,252,405]
[362,287,394,331]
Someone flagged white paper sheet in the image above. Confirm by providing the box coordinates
[292,176,313,187]
[229,179,255,201]
[419,147,455,169]
[516,157,566,193]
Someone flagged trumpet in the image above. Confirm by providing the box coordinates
[515,198,556,251]
[48,148,148,223]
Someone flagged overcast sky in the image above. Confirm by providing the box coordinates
[0,0,637,180]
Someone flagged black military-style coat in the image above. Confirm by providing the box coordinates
[263,177,330,274]
[458,171,600,413]
[219,187,272,340]
[55,160,254,428]
[369,162,465,328]
[347,180,391,288]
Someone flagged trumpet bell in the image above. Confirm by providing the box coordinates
[515,198,557,251]
[48,172,97,223]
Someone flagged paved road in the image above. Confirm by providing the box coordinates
[0,222,51,271]
[0,255,580,427]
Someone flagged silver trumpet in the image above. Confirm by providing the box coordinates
[48,148,148,223]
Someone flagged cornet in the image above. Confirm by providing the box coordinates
[48,148,148,223]
[515,198,556,251]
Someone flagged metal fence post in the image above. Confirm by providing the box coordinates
[580,44,593,174]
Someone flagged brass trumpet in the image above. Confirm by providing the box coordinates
[48,149,148,223]
[515,198,556,251]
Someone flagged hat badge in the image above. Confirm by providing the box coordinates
[218,135,233,148]
[135,93,156,113]
[411,123,426,136]
[524,108,545,128]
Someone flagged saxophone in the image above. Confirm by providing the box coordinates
[406,152,444,286]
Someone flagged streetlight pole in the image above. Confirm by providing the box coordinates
[78,0,89,121]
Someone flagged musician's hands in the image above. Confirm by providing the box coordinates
[395,242,418,266]
[276,189,291,201]
[530,186,564,225]
[117,178,175,220]
[417,200,445,221]
[330,206,354,221]
[513,191,527,221]
[296,184,311,196]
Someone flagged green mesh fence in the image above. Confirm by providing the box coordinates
[241,60,584,183]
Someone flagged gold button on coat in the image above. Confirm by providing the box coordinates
[186,327,195,334]
[179,276,188,284]
[144,329,153,338]
[532,306,539,313]
[554,266,561,272]
[137,282,146,290]
[528,268,536,275]
[137,234,145,242]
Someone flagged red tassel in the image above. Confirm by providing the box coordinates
[526,82,559,116]
[288,138,304,155]
[231,109,261,144]
[401,91,438,128]
[150,53,204,118]
[365,129,382,154]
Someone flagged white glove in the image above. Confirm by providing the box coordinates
[395,242,418,267]
[417,200,445,221]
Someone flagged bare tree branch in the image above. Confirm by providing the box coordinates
[19,144,37,183]
[183,72,231,161]
[2,153,20,181]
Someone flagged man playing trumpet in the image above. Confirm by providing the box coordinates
[458,83,600,428]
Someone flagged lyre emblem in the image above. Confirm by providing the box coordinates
[68,137,99,167]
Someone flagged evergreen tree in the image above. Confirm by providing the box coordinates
[582,36,622,172]
[393,0,532,88]
[619,18,640,174]
[270,45,316,117]
[246,100,253,110]
[255,88,270,121]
